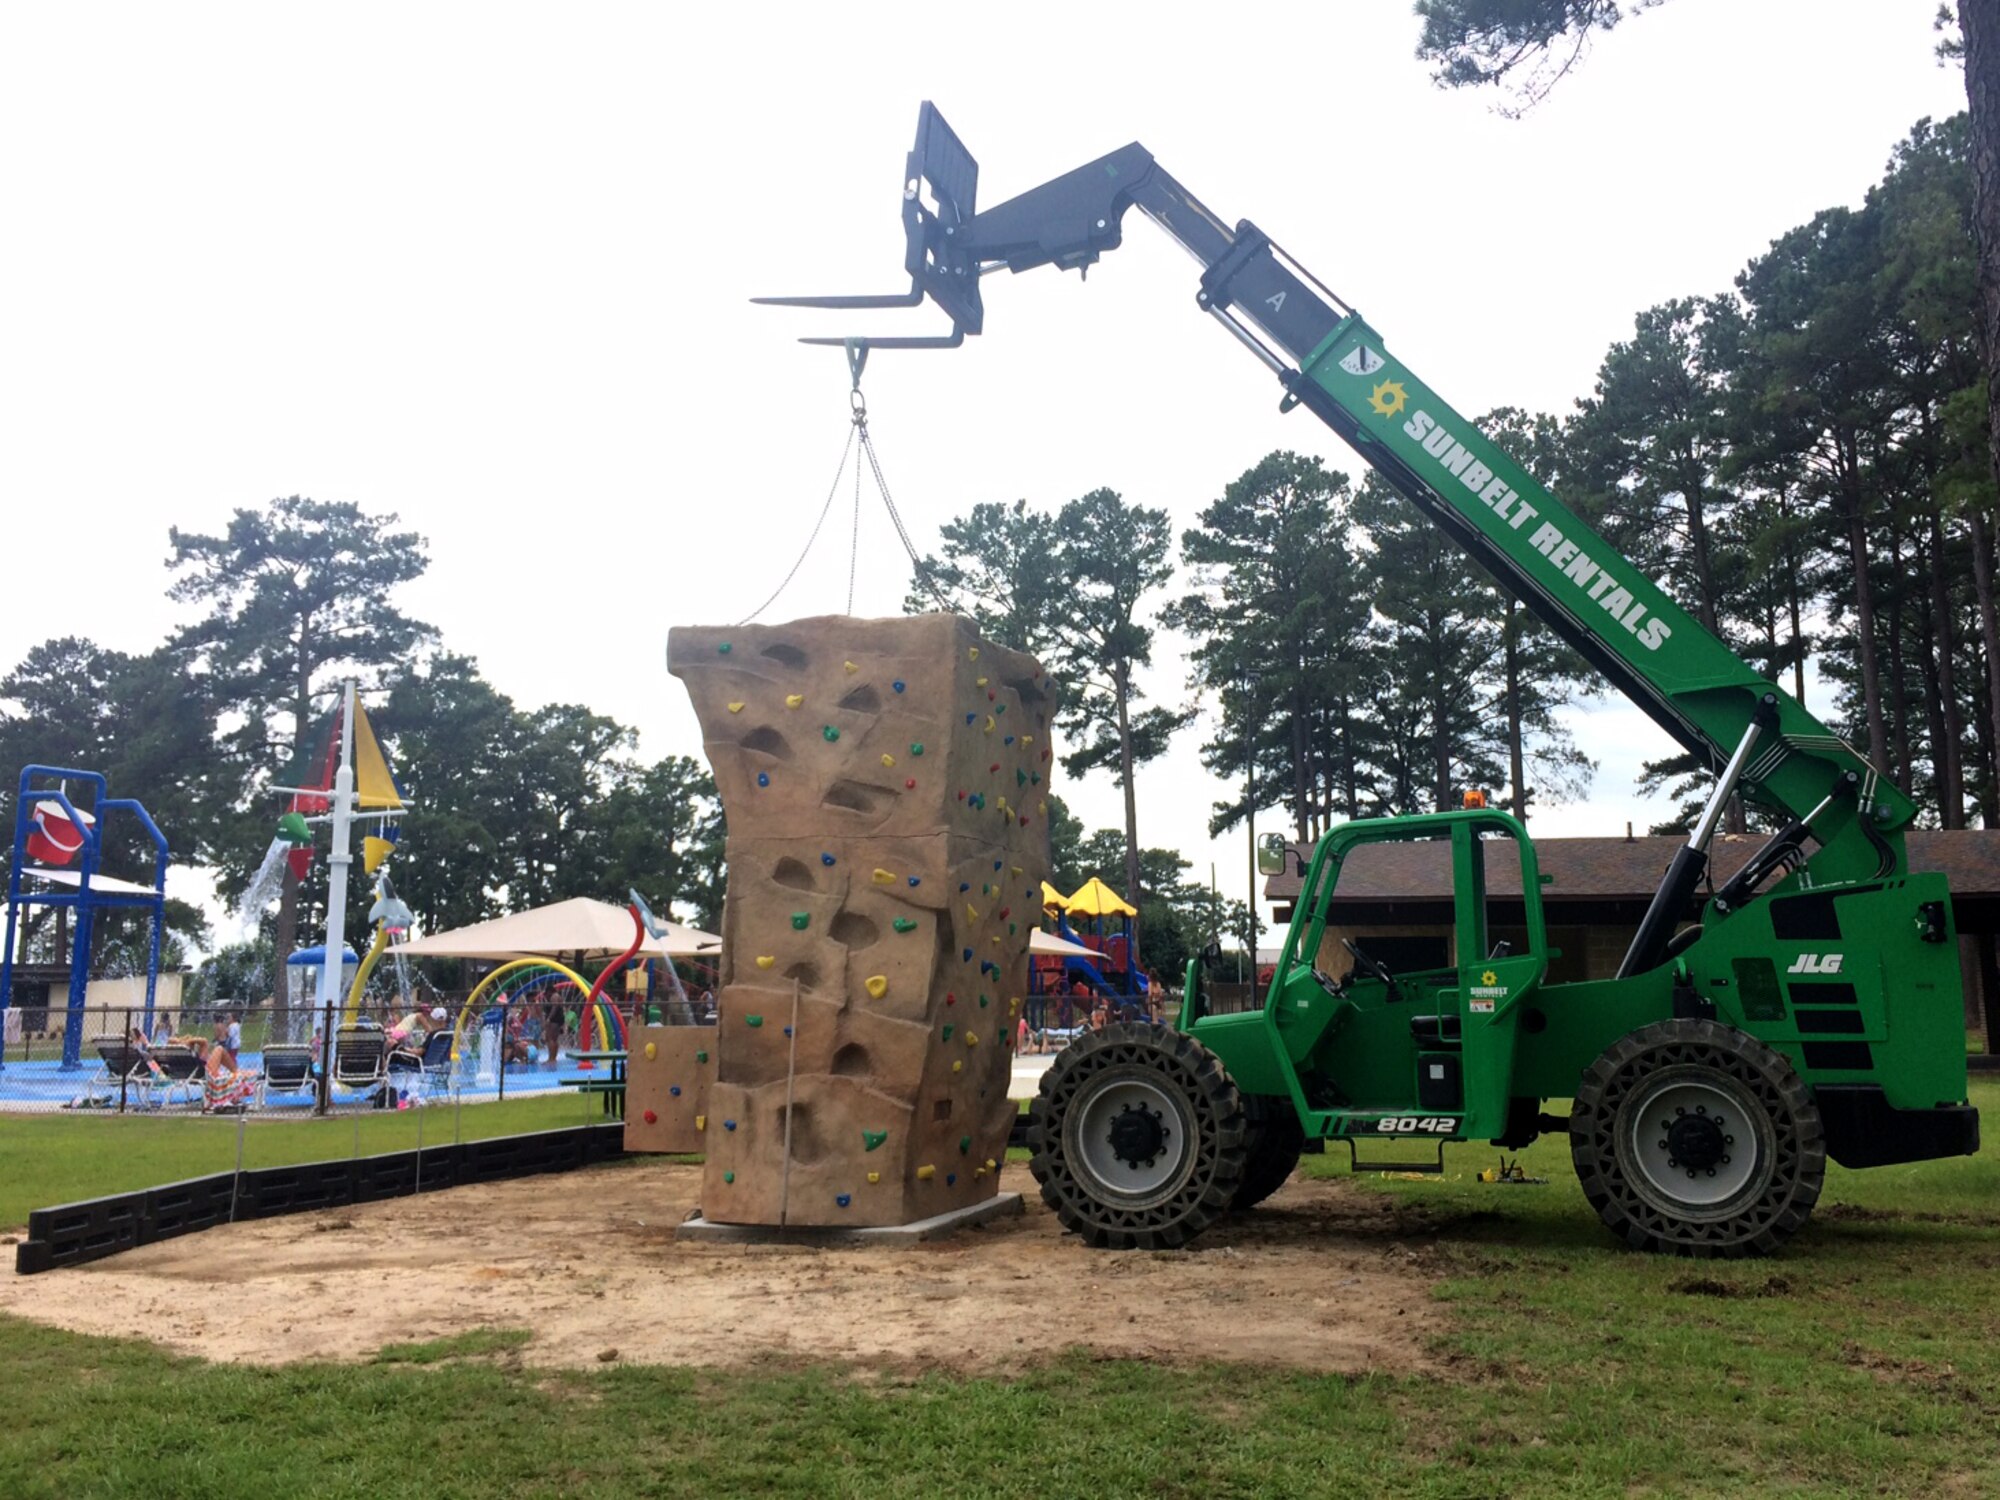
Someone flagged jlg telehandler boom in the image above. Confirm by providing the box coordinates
[761,104,1978,1255]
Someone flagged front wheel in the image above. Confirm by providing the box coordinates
[1027,1021,1246,1249]
[1571,1019,1825,1258]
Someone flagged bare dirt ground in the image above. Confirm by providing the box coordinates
[0,1161,1447,1373]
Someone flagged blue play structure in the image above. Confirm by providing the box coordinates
[0,766,169,1072]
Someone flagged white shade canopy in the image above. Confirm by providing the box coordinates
[1029,929,1094,958]
[389,896,720,962]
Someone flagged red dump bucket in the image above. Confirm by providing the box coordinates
[25,800,93,866]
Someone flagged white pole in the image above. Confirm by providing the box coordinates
[316,682,358,1021]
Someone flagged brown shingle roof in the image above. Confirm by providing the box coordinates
[1262,829,2000,904]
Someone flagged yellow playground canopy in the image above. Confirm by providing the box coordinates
[1041,880,1067,911]
[1065,876,1137,918]
[390,896,720,963]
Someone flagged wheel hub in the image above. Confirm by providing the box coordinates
[1107,1103,1168,1167]
[1620,1070,1763,1212]
[1667,1112,1727,1171]
[1065,1069,1197,1207]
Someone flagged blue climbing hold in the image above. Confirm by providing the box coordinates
[908,876,920,887]
[821,853,836,866]
[959,882,970,892]
[837,1193,852,1208]
[1004,735,1014,745]
[724,1119,738,1131]
[783,1026,793,1037]
[993,860,1002,871]
[946,1173,957,1186]
[757,771,770,787]
[892,680,906,693]
[965,713,976,724]
[670,1085,682,1096]
[962,948,974,962]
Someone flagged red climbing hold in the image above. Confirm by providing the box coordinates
[906,778,917,789]
[643,1109,658,1125]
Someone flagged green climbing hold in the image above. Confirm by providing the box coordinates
[822,725,840,742]
[746,1015,764,1028]
[892,917,917,933]
[717,642,732,654]
[696,1050,708,1064]
[959,1135,972,1154]
[910,742,925,756]
[723,1170,736,1183]
[1008,922,1017,936]
[791,912,810,930]
[978,994,990,1008]
[862,1129,888,1152]
[941,1024,955,1042]
[1017,768,1027,787]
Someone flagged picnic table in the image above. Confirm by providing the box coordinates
[557,1049,628,1119]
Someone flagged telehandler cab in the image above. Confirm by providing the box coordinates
[760,104,1979,1256]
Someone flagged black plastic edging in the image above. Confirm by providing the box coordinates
[14,1123,626,1275]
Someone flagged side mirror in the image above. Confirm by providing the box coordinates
[1256,832,1289,877]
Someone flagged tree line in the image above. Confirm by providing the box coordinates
[0,497,723,986]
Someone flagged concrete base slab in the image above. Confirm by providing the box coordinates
[677,1191,1024,1245]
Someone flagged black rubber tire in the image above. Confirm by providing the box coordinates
[1233,1094,1306,1211]
[1571,1019,1825,1258]
[1027,1020,1246,1249]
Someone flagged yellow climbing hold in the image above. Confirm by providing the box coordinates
[917,1164,937,1180]
[985,1158,998,1171]
[951,1059,963,1073]
[843,660,858,673]
[867,1171,881,1185]
[966,904,980,921]
[785,694,804,709]
[644,1041,658,1061]
[880,753,896,767]
[865,974,889,999]
[965,1032,978,1047]
[727,701,745,714]
[984,715,995,732]
[976,676,988,687]
[695,1115,706,1131]
[872,868,896,884]
[756,955,776,969]
[968,647,979,660]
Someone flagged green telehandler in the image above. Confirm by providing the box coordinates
[760,104,1980,1256]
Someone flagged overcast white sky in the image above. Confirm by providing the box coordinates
[0,1,1971,940]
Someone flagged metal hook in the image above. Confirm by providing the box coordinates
[845,338,869,391]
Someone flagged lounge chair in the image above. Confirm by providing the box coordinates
[148,1044,205,1108]
[419,1028,456,1099]
[385,1040,425,1106]
[257,1044,316,1108]
[87,1037,152,1107]
[333,1026,388,1105]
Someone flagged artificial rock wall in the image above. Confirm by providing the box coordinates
[667,614,1051,1227]
[622,1025,717,1155]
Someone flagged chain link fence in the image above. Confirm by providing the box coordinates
[0,995,709,1117]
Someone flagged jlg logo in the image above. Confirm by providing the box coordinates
[1786,953,1844,975]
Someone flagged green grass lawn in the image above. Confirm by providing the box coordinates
[0,1084,1994,1497]
[0,1092,604,1230]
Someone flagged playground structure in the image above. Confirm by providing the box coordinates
[0,765,170,1072]
[1034,877,1149,1004]
[669,612,1049,1228]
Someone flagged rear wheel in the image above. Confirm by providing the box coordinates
[1027,1021,1246,1249]
[1571,1019,1824,1257]
[1233,1094,1306,1210]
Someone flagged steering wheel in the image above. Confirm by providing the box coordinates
[1342,938,1404,1002]
[1310,965,1347,996]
